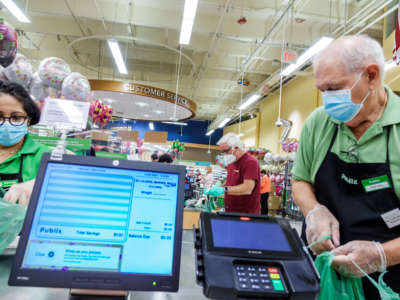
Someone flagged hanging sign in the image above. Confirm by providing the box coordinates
[282,50,297,64]
[39,98,90,130]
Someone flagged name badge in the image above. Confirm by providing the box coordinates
[381,208,400,229]
[361,175,391,193]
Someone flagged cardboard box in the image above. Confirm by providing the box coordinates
[118,130,138,141]
[183,209,201,229]
[144,131,168,143]
[92,131,110,141]
[268,195,281,210]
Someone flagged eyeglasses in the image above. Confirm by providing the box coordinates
[0,116,28,126]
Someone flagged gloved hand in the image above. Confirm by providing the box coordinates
[332,240,387,278]
[305,204,340,255]
[205,186,225,197]
[4,179,35,206]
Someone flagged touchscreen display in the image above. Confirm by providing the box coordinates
[211,219,292,252]
[21,162,179,275]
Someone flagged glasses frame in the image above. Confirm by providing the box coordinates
[0,116,29,126]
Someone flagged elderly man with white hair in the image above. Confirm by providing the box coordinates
[217,133,261,214]
[292,35,400,297]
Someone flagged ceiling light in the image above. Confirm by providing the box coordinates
[162,121,188,126]
[238,94,261,110]
[149,122,154,130]
[281,36,334,77]
[135,102,148,107]
[206,129,214,136]
[143,114,150,118]
[107,39,128,74]
[238,133,244,137]
[169,117,179,121]
[385,61,396,71]
[218,117,231,128]
[154,110,164,114]
[1,0,30,23]
[179,0,199,45]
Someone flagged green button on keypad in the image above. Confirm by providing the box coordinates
[272,279,284,291]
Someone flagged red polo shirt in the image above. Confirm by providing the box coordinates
[225,152,261,214]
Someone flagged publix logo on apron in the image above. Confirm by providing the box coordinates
[341,173,358,185]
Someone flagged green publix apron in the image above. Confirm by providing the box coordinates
[0,154,25,191]
[305,126,400,300]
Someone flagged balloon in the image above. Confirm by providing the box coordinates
[0,19,17,68]
[30,72,50,100]
[264,152,272,163]
[38,57,71,89]
[61,72,90,101]
[3,53,32,89]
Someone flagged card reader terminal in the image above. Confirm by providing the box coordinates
[194,212,320,299]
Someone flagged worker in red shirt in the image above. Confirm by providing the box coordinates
[217,133,261,214]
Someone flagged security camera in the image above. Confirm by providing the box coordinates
[275,120,283,127]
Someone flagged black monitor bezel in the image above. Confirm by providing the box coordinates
[202,212,303,259]
[9,153,185,292]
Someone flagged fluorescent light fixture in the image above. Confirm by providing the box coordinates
[218,117,231,128]
[206,129,214,136]
[162,121,188,126]
[281,36,334,77]
[1,0,30,23]
[385,61,396,71]
[135,102,148,107]
[107,39,128,74]
[238,133,244,137]
[238,94,261,110]
[154,110,164,114]
[179,0,199,45]
[149,122,154,130]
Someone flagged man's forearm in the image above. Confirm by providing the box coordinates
[292,179,320,217]
[383,237,400,267]
[227,180,255,196]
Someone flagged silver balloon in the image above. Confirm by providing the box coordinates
[3,53,32,89]
[29,72,49,100]
[61,72,90,101]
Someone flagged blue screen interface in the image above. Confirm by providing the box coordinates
[21,162,179,275]
[211,219,292,252]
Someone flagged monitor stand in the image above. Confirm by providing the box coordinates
[69,289,129,300]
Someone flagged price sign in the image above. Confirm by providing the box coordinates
[40,98,90,130]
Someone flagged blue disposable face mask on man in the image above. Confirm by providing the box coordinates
[0,121,28,147]
[322,73,370,123]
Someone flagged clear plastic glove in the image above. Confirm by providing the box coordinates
[4,179,35,206]
[332,240,387,278]
[305,204,340,255]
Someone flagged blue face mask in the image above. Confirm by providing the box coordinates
[0,121,28,146]
[322,73,370,123]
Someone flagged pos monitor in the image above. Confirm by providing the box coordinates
[9,153,185,294]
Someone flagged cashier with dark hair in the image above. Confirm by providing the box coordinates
[0,81,50,206]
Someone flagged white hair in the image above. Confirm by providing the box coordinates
[217,133,245,150]
[313,35,385,82]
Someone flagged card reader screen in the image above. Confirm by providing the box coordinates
[211,219,292,252]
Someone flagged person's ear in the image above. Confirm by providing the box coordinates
[365,64,380,88]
